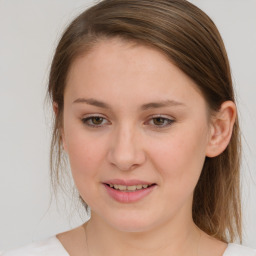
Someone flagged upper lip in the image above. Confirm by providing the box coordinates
[103,179,155,186]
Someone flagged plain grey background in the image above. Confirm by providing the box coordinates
[0,0,256,251]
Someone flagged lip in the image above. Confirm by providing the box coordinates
[103,179,154,186]
[103,180,157,203]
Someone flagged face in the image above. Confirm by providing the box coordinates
[62,38,212,232]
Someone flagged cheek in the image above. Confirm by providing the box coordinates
[66,138,107,206]
[64,129,107,188]
[148,125,208,195]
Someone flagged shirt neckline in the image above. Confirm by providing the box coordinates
[53,235,234,256]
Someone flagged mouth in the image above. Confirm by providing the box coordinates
[104,183,156,192]
[103,180,157,203]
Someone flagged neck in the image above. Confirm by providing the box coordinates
[84,212,200,256]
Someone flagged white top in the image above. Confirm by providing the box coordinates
[1,236,256,256]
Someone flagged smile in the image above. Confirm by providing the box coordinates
[106,184,155,191]
[104,183,157,203]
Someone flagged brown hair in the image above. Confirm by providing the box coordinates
[48,0,241,243]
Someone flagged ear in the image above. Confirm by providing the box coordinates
[53,102,58,115]
[53,102,67,152]
[206,101,236,158]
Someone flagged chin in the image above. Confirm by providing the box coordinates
[105,213,161,233]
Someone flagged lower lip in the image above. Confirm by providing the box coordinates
[103,184,156,203]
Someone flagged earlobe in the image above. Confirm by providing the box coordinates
[206,101,236,158]
[53,102,58,115]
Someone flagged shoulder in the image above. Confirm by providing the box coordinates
[1,236,69,256]
[224,243,256,256]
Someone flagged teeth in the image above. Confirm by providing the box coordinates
[118,185,126,191]
[127,185,136,191]
[136,185,142,189]
[108,184,151,191]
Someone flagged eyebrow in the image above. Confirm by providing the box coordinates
[72,98,186,110]
[140,100,185,110]
[73,98,110,108]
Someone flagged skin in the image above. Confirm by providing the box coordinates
[57,38,236,256]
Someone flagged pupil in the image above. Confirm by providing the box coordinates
[92,117,103,124]
[154,117,164,125]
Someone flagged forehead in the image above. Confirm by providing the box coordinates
[67,38,176,82]
[65,38,205,109]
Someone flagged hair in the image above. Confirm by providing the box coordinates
[48,0,241,243]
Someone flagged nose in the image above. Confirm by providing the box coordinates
[107,125,146,171]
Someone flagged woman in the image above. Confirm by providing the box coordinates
[2,0,256,255]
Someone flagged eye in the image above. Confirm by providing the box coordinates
[147,116,175,128]
[81,115,109,128]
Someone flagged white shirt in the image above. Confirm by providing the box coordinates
[1,236,256,256]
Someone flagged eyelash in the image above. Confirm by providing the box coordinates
[147,116,175,128]
[81,115,175,129]
[81,116,109,128]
